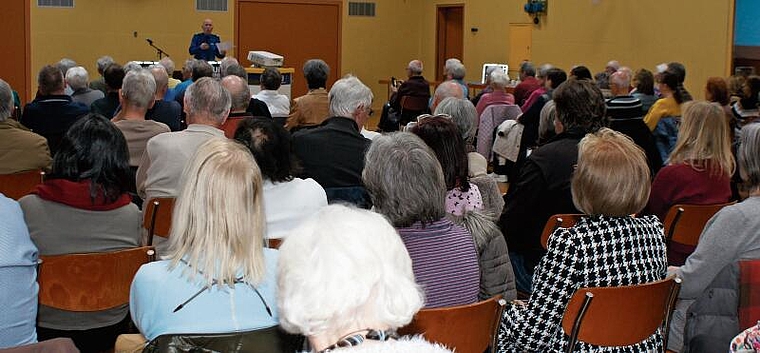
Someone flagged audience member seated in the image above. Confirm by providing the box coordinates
[112,69,170,167]
[643,68,690,131]
[278,204,452,353]
[434,97,487,178]
[136,77,228,202]
[606,71,662,174]
[0,194,38,349]
[145,65,181,131]
[631,68,658,114]
[66,66,104,107]
[234,117,327,240]
[89,55,114,95]
[90,63,125,119]
[705,76,735,141]
[444,58,468,98]
[286,59,330,130]
[363,132,479,308]
[569,65,593,80]
[520,64,552,112]
[159,57,180,89]
[411,116,484,216]
[221,67,273,120]
[130,138,278,341]
[0,79,51,174]
[475,70,515,118]
[731,75,760,142]
[20,65,89,155]
[220,75,254,138]
[496,128,667,352]
[429,81,463,113]
[381,59,431,129]
[500,78,604,294]
[292,75,371,192]
[667,123,760,352]
[165,59,193,102]
[666,62,694,102]
[646,101,734,265]
[253,68,290,125]
[56,58,77,95]
[174,60,213,112]
[19,114,140,352]
[513,61,541,107]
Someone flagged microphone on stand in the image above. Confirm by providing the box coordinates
[146,38,154,45]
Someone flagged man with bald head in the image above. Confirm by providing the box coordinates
[219,74,254,137]
[189,19,226,61]
[145,65,181,131]
[431,80,463,112]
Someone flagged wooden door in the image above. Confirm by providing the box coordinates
[1,0,31,105]
[236,0,341,98]
[508,24,532,79]
[436,5,464,81]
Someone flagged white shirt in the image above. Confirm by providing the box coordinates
[360,128,381,140]
[262,177,327,239]
[253,90,290,118]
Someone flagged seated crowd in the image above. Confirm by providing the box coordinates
[1,53,760,353]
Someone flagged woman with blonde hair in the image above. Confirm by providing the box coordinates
[647,101,735,264]
[130,137,278,341]
[496,128,667,352]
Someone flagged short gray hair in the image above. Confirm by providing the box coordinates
[122,69,156,109]
[278,204,423,337]
[610,71,631,89]
[149,65,169,92]
[490,70,509,88]
[123,61,143,74]
[520,61,536,77]
[445,58,461,73]
[220,57,239,76]
[435,97,477,144]
[96,56,115,75]
[537,63,554,79]
[182,59,195,75]
[56,58,77,76]
[739,123,760,189]
[220,75,251,111]
[185,77,231,123]
[65,66,89,90]
[328,75,372,118]
[158,57,175,76]
[0,79,13,121]
[363,132,446,227]
[408,60,423,75]
[449,62,466,80]
[303,59,330,89]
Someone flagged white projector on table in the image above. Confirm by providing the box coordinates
[247,51,284,67]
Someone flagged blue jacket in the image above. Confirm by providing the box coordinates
[189,33,225,61]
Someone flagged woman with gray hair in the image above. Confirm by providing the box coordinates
[278,204,452,353]
[363,132,480,308]
[666,122,760,351]
[475,70,515,117]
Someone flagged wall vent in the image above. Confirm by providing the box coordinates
[196,0,228,12]
[348,2,376,17]
[37,0,74,8]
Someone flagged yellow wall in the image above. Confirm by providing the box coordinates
[30,1,234,94]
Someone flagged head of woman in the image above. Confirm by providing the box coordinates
[657,69,687,104]
[738,123,760,194]
[168,138,266,287]
[277,205,423,349]
[363,133,446,228]
[50,113,131,203]
[705,77,730,106]
[634,68,655,96]
[234,117,298,183]
[572,128,650,216]
[740,76,760,108]
[669,101,735,177]
[434,97,478,146]
[569,65,592,81]
[552,79,607,133]
[410,116,470,192]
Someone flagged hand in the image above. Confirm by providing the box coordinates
[391,85,399,93]
[200,43,210,50]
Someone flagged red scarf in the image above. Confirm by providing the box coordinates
[32,179,131,211]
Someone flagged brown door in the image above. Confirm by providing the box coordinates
[508,24,532,79]
[236,0,341,98]
[1,0,30,105]
[436,5,464,81]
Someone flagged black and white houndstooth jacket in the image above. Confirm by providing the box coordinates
[496,215,668,352]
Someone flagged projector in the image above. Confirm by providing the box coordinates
[247,51,284,67]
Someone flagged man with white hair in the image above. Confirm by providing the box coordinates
[475,70,515,117]
[292,75,372,193]
[136,77,230,200]
[112,69,170,167]
[90,55,114,94]
[430,80,463,112]
[56,58,77,95]
[605,60,620,75]
[0,79,51,174]
[66,66,104,107]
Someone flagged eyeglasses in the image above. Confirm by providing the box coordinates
[416,113,452,123]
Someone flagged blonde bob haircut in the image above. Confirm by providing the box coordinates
[167,137,266,287]
[668,101,735,177]
[572,128,651,216]
[277,204,424,337]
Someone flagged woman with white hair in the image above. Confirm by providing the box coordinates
[475,70,515,118]
[130,138,278,341]
[278,204,452,353]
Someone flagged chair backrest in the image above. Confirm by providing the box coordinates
[267,238,282,249]
[477,104,521,159]
[739,259,760,330]
[143,325,303,353]
[540,214,583,249]
[0,170,44,200]
[663,202,735,246]
[400,95,429,113]
[143,197,176,246]
[560,277,681,352]
[38,246,155,311]
[397,296,507,353]
[220,116,245,138]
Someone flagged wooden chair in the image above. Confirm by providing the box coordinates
[663,202,735,246]
[540,214,583,249]
[266,238,282,249]
[37,246,155,311]
[220,116,245,138]
[0,170,45,200]
[398,296,507,353]
[561,277,682,352]
[143,197,176,246]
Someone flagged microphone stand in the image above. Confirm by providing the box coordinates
[146,39,170,60]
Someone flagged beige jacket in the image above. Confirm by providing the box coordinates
[0,119,52,174]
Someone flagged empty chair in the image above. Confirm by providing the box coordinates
[561,277,681,353]
[663,201,735,265]
[540,214,583,249]
[0,170,44,200]
[398,296,507,353]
